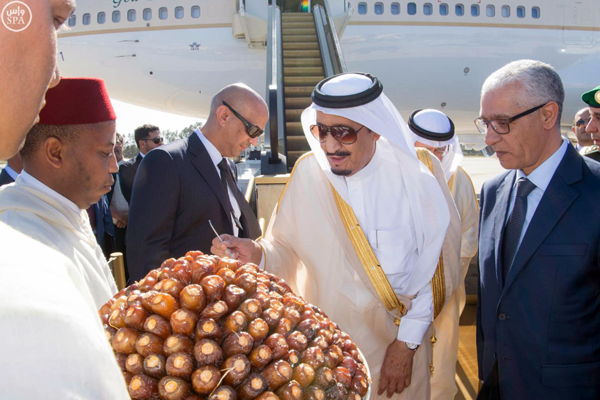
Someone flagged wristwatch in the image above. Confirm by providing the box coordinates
[403,341,419,351]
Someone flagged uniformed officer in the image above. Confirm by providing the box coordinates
[581,85,600,162]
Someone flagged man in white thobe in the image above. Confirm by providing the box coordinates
[0,77,120,308]
[213,73,462,399]
[409,109,479,400]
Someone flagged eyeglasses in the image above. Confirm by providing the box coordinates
[422,145,449,157]
[142,136,163,144]
[309,124,368,145]
[575,118,590,127]
[474,103,548,135]
[222,101,264,138]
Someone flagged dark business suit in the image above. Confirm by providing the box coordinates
[126,133,261,281]
[91,194,115,257]
[0,169,14,186]
[118,154,142,204]
[477,144,600,399]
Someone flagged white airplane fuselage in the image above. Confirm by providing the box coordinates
[58,0,599,146]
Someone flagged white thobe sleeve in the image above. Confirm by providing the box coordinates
[396,282,433,344]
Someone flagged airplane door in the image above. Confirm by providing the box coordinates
[562,0,594,45]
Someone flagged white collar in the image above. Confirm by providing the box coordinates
[195,128,223,167]
[517,139,569,191]
[139,151,146,158]
[19,170,81,214]
[3,165,19,181]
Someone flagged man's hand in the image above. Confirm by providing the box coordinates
[210,234,263,264]
[377,339,416,398]
[113,217,127,229]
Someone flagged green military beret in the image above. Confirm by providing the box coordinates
[581,85,600,107]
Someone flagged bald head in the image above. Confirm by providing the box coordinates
[203,83,268,157]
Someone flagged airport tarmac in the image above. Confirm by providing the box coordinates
[460,155,506,195]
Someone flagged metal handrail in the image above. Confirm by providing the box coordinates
[263,2,287,174]
[313,0,348,77]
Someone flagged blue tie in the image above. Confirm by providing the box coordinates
[502,177,537,283]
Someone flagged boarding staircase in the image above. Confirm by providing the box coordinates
[263,0,348,174]
[282,13,325,169]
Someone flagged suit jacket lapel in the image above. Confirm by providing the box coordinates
[188,133,233,232]
[494,171,515,288]
[502,146,581,294]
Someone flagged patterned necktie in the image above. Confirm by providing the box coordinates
[217,158,260,238]
[502,177,537,283]
[217,158,235,218]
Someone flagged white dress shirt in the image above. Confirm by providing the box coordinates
[345,144,431,344]
[195,129,242,236]
[506,139,569,248]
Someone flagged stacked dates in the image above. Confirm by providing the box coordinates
[100,252,371,400]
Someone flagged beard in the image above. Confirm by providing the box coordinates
[331,168,352,176]
[327,150,352,176]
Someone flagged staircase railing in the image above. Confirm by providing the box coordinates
[263,1,287,174]
[312,0,347,77]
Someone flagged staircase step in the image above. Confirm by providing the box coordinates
[282,13,314,22]
[282,35,318,43]
[284,66,324,76]
[284,86,315,97]
[285,108,305,121]
[284,58,322,67]
[282,28,316,35]
[286,136,311,152]
[283,22,315,29]
[284,76,325,86]
[285,97,313,109]
[285,121,305,136]
[283,44,320,52]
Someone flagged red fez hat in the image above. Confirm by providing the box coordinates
[38,77,117,125]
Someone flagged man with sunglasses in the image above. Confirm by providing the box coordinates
[409,109,479,400]
[126,83,265,282]
[119,124,163,205]
[571,108,593,154]
[212,73,462,399]
[476,61,600,400]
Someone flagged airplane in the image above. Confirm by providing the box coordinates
[57,0,599,151]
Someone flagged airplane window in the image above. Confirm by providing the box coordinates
[374,2,383,15]
[486,5,494,17]
[128,9,136,22]
[143,8,152,21]
[68,14,76,27]
[82,13,90,25]
[501,5,510,18]
[532,6,540,19]
[358,2,367,14]
[455,4,464,16]
[517,6,525,18]
[471,4,479,17]
[98,12,106,24]
[159,7,168,20]
[175,6,184,19]
[424,3,432,15]
[440,3,448,16]
[113,10,121,23]
[408,2,417,15]
[191,6,201,18]
[391,3,400,15]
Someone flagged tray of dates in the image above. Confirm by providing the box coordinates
[100,252,371,400]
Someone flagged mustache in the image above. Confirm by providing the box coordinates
[326,151,351,157]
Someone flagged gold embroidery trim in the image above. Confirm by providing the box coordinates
[331,185,407,321]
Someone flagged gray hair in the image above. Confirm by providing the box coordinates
[481,59,564,128]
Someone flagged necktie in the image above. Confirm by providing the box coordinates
[502,177,537,283]
[217,158,260,239]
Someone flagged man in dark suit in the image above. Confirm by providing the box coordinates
[0,154,22,186]
[118,124,163,204]
[126,84,266,281]
[476,60,600,400]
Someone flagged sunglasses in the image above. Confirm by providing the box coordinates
[141,136,163,144]
[309,124,368,145]
[222,101,264,138]
[576,119,590,127]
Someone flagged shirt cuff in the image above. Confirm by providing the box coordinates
[396,318,431,345]
[257,241,266,270]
